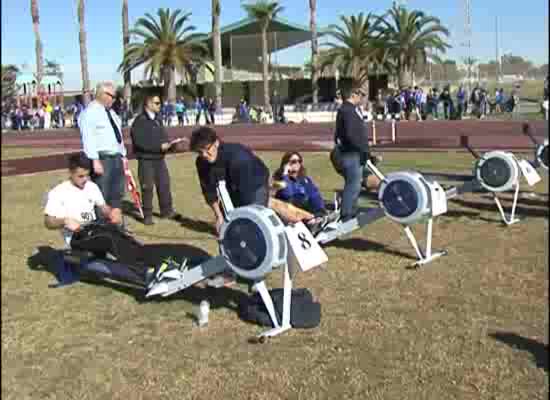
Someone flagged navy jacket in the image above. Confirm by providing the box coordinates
[196,142,270,206]
[334,101,370,156]
[130,112,169,160]
[275,175,325,215]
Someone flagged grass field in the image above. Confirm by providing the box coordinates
[1,145,75,160]
[2,151,548,400]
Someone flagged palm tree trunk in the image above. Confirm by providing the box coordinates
[309,0,319,105]
[122,0,131,112]
[30,0,44,96]
[77,0,90,104]
[162,67,177,103]
[212,0,223,112]
[399,67,412,88]
[261,25,270,111]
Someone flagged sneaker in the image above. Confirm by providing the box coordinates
[146,258,181,287]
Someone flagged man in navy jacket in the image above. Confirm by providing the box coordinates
[189,126,270,235]
[334,87,370,222]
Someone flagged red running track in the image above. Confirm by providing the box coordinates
[2,120,547,176]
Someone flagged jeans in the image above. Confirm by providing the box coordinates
[137,158,173,218]
[92,154,125,209]
[340,152,363,221]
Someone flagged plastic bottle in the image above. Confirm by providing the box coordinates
[197,300,210,327]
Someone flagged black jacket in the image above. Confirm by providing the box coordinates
[196,142,270,206]
[130,112,169,160]
[334,101,370,156]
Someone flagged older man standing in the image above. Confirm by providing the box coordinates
[130,94,184,225]
[79,81,127,225]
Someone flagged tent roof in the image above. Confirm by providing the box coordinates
[202,16,329,54]
[16,73,62,85]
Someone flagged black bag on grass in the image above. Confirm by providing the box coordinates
[238,288,321,329]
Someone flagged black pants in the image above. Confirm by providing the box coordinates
[137,158,173,217]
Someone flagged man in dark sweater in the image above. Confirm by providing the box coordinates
[189,126,270,235]
[130,94,184,225]
[334,87,370,222]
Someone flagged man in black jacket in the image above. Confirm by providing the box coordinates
[130,94,184,225]
[334,87,370,222]
[189,126,270,235]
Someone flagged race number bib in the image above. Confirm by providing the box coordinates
[517,159,541,186]
[285,222,328,273]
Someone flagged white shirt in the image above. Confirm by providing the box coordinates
[44,180,106,247]
[79,100,127,159]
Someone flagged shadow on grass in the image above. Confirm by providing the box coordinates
[146,284,248,313]
[121,199,144,223]
[419,172,473,182]
[326,237,416,260]
[121,199,217,235]
[27,243,222,303]
[480,193,550,208]
[489,331,548,371]
[450,198,549,219]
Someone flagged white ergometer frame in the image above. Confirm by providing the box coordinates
[366,160,448,267]
[146,180,324,341]
[252,264,293,340]
[492,182,521,226]
[403,219,448,267]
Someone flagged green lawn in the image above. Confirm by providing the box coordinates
[1,145,72,160]
[2,151,548,400]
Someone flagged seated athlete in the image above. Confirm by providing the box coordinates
[272,152,326,216]
[272,152,338,233]
[44,152,114,247]
[43,152,156,286]
[189,126,271,235]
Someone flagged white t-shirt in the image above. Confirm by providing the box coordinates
[44,180,106,247]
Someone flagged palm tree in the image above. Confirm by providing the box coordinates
[212,0,223,111]
[30,0,44,95]
[122,0,132,111]
[309,0,318,104]
[44,59,63,80]
[376,3,450,88]
[77,0,91,104]
[318,13,384,98]
[242,0,284,111]
[118,8,211,103]
[2,65,20,104]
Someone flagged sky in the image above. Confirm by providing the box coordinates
[2,0,548,90]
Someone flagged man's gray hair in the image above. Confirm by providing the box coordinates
[95,81,115,97]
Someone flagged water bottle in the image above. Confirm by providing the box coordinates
[197,300,210,327]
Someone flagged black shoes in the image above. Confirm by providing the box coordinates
[159,210,181,220]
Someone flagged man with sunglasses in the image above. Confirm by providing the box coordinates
[189,126,270,235]
[79,81,127,225]
[333,87,371,223]
[130,94,185,225]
